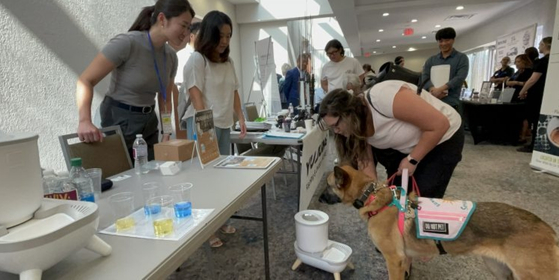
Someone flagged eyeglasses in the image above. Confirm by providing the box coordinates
[318,116,342,131]
[326,49,340,56]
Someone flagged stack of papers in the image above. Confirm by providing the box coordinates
[264,131,304,139]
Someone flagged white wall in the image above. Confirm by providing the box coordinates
[455,0,557,52]
[356,48,439,73]
[0,0,240,172]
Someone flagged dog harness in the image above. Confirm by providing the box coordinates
[415,197,476,241]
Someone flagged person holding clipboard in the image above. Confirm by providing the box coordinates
[75,0,195,160]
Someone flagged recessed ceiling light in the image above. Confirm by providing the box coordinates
[456,6,464,10]
[408,47,416,51]
[435,24,441,28]
[373,51,377,54]
[411,19,418,23]
[383,13,389,17]
[376,39,381,42]
[379,29,384,32]
[392,46,397,48]
[421,36,427,39]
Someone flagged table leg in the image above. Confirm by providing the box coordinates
[296,145,302,211]
[261,184,270,280]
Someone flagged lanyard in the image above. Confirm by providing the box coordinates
[147,32,167,106]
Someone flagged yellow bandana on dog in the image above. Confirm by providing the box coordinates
[415,197,476,241]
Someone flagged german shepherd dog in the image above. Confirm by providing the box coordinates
[319,165,559,280]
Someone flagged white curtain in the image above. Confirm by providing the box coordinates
[465,47,495,91]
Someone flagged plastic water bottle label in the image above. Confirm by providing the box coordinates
[81,192,95,202]
[133,146,147,159]
[44,189,79,201]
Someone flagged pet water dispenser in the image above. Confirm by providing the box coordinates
[0,131,112,280]
[292,210,353,280]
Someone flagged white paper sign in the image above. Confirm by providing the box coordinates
[495,24,537,67]
[299,127,328,211]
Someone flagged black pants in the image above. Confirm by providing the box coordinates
[100,96,159,161]
[372,128,464,198]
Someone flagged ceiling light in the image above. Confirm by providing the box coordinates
[379,29,384,32]
[383,13,389,17]
[435,24,441,28]
[456,6,464,10]
[376,39,381,42]
[411,19,418,23]
[408,47,416,51]
[392,46,397,49]
[421,36,427,39]
[373,51,377,54]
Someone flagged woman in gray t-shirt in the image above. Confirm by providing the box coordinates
[75,0,195,160]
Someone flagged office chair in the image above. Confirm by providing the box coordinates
[59,126,132,178]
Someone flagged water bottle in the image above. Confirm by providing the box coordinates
[133,134,149,174]
[288,103,294,118]
[69,158,95,202]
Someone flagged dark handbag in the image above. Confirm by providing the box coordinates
[367,62,427,95]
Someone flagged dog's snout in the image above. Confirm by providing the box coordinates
[319,188,341,204]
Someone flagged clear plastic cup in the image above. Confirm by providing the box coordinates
[86,168,102,202]
[146,195,174,237]
[169,183,193,218]
[142,182,162,216]
[109,192,135,232]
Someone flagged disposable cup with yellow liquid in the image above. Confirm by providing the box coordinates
[146,195,175,237]
[109,192,136,232]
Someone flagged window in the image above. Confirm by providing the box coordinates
[465,47,496,92]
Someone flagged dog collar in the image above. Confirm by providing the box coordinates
[353,182,383,209]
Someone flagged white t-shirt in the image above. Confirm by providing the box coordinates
[366,80,461,154]
[174,44,194,84]
[321,56,364,92]
[183,52,239,129]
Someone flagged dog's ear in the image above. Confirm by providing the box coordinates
[333,166,350,189]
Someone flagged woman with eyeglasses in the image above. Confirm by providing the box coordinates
[318,80,464,198]
[320,39,364,93]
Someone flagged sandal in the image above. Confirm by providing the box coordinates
[209,237,223,248]
[220,225,236,234]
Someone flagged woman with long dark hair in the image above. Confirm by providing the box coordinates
[76,0,195,160]
[183,10,247,154]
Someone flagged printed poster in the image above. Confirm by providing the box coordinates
[495,24,537,66]
[194,109,220,168]
[299,127,328,211]
[530,6,559,176]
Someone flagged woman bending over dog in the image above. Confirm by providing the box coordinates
[318,80,464,198]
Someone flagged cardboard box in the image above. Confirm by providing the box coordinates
[154,139,195,161]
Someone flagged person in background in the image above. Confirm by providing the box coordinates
[362,63,376,87]
[394,56,405,67]
[318,81,464,198]
[173,22,201,139]
[517,37,552,153]
[278,63,292,108]
[421,27,469,111]
[321,39,364,93]
[282,54,309,113]
[342,73,364,96]
[506,55,533,103]
[525,46,540,64]
[490,56,514,90]
[183,10,246,248]
[76,0,195,160]
[505,54,533,144]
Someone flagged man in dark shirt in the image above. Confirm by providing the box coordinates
[422,27,469,110]
[517,37,552,153]
[490,56,514,90]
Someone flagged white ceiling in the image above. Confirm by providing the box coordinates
[327,0,533,57]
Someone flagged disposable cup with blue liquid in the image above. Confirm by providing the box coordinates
[142,182,162,216]
[169,183,193,219]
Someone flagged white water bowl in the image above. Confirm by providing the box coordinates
[294,240,353,273]
[294,210,329,253]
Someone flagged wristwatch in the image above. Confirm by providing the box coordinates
[407,154,419,165]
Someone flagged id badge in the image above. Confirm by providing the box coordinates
[161,113,173,134]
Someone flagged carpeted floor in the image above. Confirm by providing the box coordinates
[168,133,559,280]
